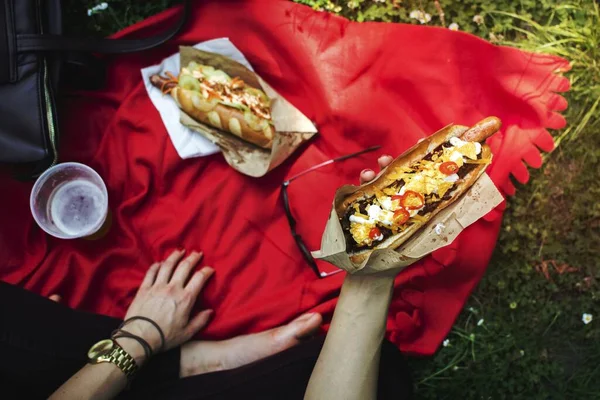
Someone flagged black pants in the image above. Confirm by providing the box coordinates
[0,281,413,399]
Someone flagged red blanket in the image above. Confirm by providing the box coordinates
[0,0,569,355]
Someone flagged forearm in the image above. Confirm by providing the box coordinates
[49,336,147,400]
[304,273,395,400]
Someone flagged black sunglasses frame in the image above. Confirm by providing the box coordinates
[280,145,381,279]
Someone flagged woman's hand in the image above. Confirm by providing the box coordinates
[49,250,214,400]
[359,155,393,184]
[123,250,214,353]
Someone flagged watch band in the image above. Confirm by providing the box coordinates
[106,343,138,379]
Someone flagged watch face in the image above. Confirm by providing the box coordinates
[88,339,115,360]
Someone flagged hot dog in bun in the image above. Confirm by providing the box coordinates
[151,62,274,149]
[338,117,502,263]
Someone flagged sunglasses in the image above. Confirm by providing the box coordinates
[281,145,381,278]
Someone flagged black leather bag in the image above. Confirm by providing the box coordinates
[0,0,190,177]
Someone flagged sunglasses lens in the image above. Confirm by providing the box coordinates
[281,147,380,278]
[281,185,289,211]
[295,232,321,276]
[296,236,311,257]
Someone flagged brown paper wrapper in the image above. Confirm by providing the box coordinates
[178,46,317,177]
[312,173,504,275]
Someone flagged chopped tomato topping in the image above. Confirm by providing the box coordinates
[393,208,410,225]
[400,190,424,210]
[439,161,459,175]
[369,227,382,240]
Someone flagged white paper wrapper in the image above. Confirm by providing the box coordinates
[142,39,317,177]
[312,173,504,275]
[142,38,241,158]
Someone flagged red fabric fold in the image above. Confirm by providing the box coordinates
[0,0,569,355]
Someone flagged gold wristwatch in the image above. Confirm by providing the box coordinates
[87,339,138,379]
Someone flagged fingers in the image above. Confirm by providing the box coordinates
[275,313,322,343]
[360,155,393,184]
[49,294,61,303]
[171,251,204,286]
[359,169,376,184]
[140,262,160,289]
[377,155,393,169]
[184,309,214,339]
[186,267,215,302]
[156,249,186,284]
[290,313,322,339]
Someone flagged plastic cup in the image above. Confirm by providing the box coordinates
[30,162,109,239]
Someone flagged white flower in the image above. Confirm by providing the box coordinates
[443,339,450,347]
[347,0,359,9]
[472,15,484,25]
[449,22,459,31]
[477,318,484,326]
[489,32,505,43]
[520,349,525,356]
[582,313,593,324]
[452,365,459,371]
[88,2,109,16]
[409,10,431,24]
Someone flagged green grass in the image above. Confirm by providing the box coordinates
[64,0,600,398]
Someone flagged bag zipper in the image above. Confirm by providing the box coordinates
[37,0,58,169]
[42,60,58,168]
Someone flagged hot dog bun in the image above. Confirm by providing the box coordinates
[150,71,274,149]
[339,117,501,264]
[170,86,273,149]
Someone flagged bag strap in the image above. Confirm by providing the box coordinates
[15,0,191,54]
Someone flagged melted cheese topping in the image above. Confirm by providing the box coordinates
[449,137,481,160]
[348,137,485,246]
[389,142,481,199]
[350,222,375,245]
